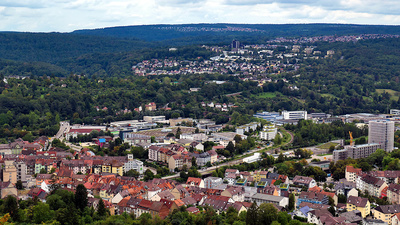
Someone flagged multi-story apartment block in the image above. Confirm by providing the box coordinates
[15,161,27,183]
[148,145,161,161]
[368,120,394,152]
[3,161,17,184]
[334,143,381,162]
[124,154,144,175]
[168,155,192,172]
[356,174,388,198]
[259,124,278,141]
[387,183,400,204]
[345,166,362,183]
[204,177,223,189]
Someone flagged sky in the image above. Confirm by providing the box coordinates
[1,0,400,32]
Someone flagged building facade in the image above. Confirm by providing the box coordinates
[368,120,394,152]
[282,110,307,120]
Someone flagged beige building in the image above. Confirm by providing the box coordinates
[387,183,400,204]
[168,154,192,172]
[346,196,370,218]
[3,161,17,184]
[169,118,193,127]
[0,182,17,198]
[374,205,400,225]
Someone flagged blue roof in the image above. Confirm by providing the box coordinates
[299,206,310,216]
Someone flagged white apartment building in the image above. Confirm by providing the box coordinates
[282,110,307,120]
[260,124,278,140]
[368,120,394,152]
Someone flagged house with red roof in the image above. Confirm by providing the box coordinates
[135,199,153,218]
[186,177,204,188]
[66,128,103,140]
[186,206,200,214]
[345,166,362,183]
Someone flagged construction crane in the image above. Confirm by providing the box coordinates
[349,131,354,146]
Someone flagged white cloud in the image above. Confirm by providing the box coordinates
[0,0,400,32]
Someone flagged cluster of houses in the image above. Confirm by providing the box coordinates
[200,102,237,112]
[0,145,144,192]
[24,169,295,219]
[131,40,311,77]
[289,166,400,225]
[0,137,49,155]
[148,144,218,172]
[5,153,400,225]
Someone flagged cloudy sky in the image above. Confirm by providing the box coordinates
[1,0,400,32]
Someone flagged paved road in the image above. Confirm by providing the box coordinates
[49,121,83,151]
[51,121,70,141]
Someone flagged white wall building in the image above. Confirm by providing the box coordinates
[260,124,278,140]
[243,153,261,163]
[124,154,144,174]
[282,110,307,120]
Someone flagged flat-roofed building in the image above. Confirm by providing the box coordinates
[333,143,381,162]
[282,110,307,120]
[368,120,394,152]
[260,124,277,140]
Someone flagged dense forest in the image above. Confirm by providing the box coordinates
[73,23,400,42]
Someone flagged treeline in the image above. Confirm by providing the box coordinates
[0,72,259,143]
[284,120,368,148]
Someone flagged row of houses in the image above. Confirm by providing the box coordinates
[148,144,218,171]
[345,166,400,225]
[1,152,144,187]
[0,137,49,155]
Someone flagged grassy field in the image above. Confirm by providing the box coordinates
[254,92,277,99]
[317,142,338,149]
[376,89,400,101]
[321,93,337,99]
[362,96,373,102]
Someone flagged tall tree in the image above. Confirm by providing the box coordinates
[3,195,19,222]
[75,184,88,212]
[246,202,259,225]
[97,199,108,218]
[288,193,295,211]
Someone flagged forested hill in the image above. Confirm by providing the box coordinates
[72,23,400,41]
[1,23,400,77]
[1,23,400,64]
[0,32,152,63]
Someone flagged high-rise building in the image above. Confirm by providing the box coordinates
[231,40,240,51]
[368,120,394,152]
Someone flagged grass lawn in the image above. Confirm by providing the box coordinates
[376,89,400,101]
[321,93,337,99]
[317,142,338,149]
[254,92,277,99]
[362,96,373,102]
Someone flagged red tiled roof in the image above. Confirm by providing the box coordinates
[346,166,362,174]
